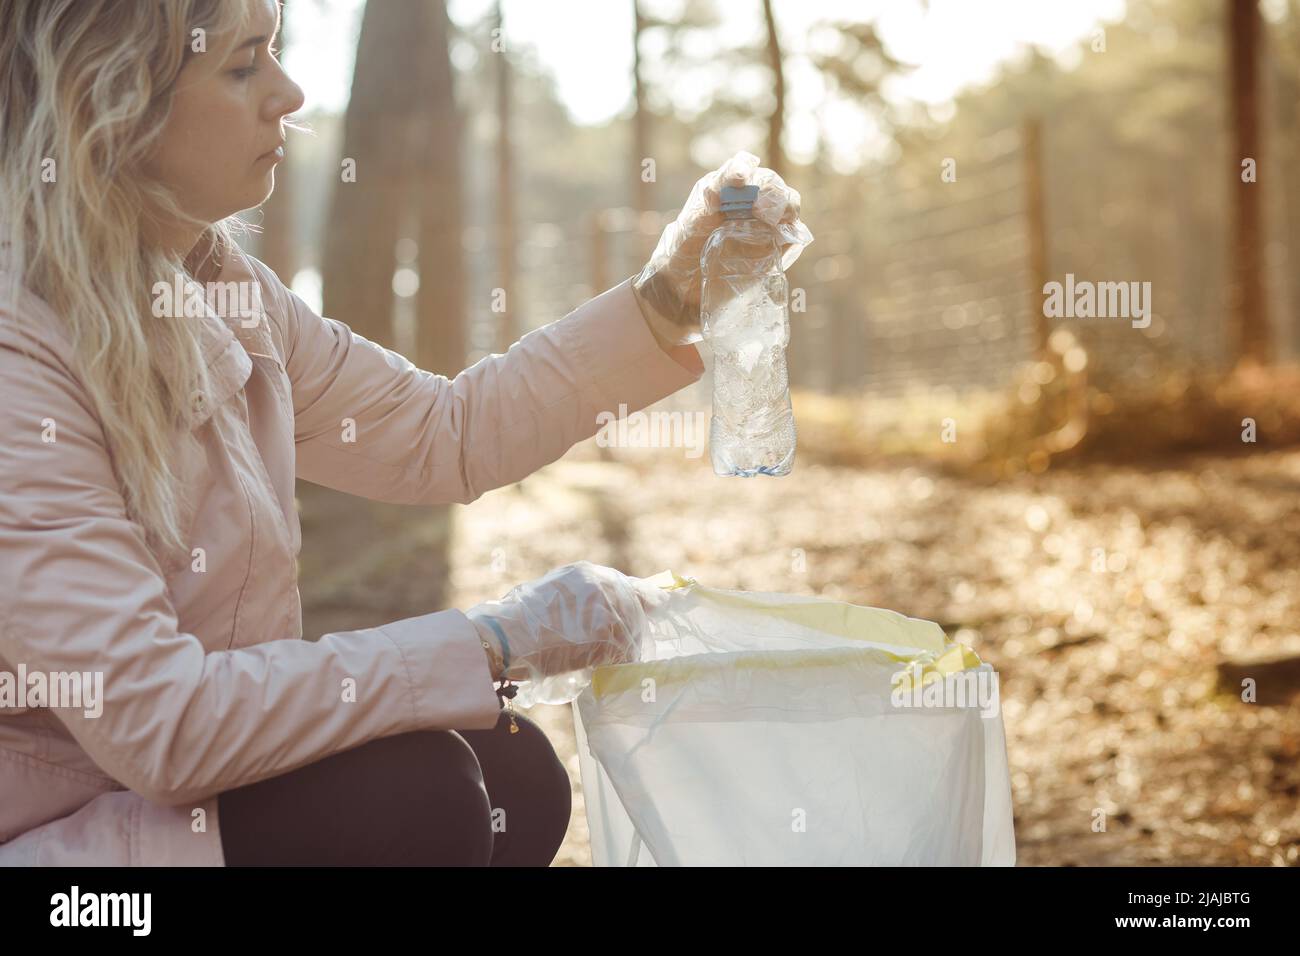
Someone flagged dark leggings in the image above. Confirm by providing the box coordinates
[216,710,571,866]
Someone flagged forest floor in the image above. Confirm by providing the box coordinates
[301,442,1300,866]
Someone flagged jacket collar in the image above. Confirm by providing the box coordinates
[1,229,263,429]
[188,238,261,428]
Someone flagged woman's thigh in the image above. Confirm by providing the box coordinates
[457,711,573,866]
[217,711,570,866]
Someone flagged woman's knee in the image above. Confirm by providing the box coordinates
[379,729,496,866]
[502,714,571,815]
[457,712,572,865]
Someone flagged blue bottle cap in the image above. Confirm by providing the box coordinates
[720,183,758,218]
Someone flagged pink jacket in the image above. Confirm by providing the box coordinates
[0,242,704,865]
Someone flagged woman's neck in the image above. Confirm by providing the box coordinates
[182,231,226,283]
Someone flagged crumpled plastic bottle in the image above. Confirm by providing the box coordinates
[700,183,798,477]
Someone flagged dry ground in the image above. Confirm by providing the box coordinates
[304,441,1300,866]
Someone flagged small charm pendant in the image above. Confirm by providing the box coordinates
[498,679,520,733]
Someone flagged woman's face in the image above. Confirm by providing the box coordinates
[146,0,304,235]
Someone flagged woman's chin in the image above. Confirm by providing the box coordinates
[248,171,278,208]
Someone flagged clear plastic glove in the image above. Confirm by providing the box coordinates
[630,150,814,348]
[465,561,659,707]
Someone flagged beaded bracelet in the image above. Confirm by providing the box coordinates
[479,615,512,673]
[477,615,518,734]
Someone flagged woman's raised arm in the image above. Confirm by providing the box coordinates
[260,254,704,506]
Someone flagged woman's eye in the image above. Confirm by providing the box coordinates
[230,40,277,80]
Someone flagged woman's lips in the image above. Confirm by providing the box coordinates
[257,145,285,163]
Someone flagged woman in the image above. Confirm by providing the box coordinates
[0,0,803,865]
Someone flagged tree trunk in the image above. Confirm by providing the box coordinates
[493,0,518,353]
[761,0,786,180]
[415,0,467,376]
[632,0,653,220]
[1227,0,1271,366]
[303,0,460,637]
[321,0,429,346]
[1023,118,1051,362]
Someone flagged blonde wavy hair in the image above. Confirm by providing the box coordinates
[0,0,259,564]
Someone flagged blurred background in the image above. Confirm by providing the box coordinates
[247,0,1300,865]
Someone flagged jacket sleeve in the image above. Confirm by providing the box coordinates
[279,273,706,505]
[0,312,504,809]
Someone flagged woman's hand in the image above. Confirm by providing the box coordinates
[630,150,813,348]
[465,561,652,687]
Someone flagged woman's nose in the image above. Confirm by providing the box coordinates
[265,64,305,121]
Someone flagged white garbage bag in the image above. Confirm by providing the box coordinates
[573,570,1016,866]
